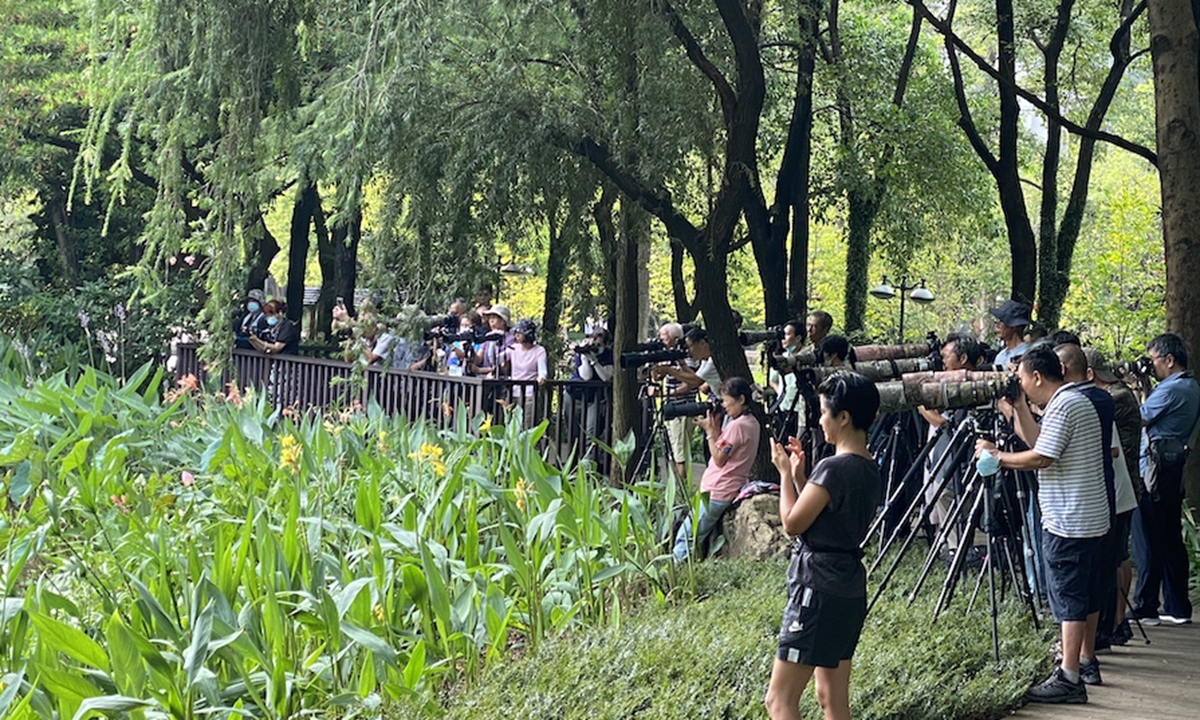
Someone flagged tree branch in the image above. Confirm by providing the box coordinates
[656,0,736,127]
[910,0,1158,166]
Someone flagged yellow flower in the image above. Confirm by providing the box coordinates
[279,434,302,475]
[373,604,386,623]
[432,460,447,478]
[479,414,492,433]
[514,479,527,512]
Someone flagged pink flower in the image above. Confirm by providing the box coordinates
[181,471,194,487]
[184,255,196,266]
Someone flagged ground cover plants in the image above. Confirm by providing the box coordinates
[0,350,683,719]
[431,557,1054,720]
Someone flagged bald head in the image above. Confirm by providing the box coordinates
[1054,343,1087,383]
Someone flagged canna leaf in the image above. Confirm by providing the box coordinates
[30,612,109,671]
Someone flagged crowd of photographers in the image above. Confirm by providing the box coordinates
[232,286,1196,712]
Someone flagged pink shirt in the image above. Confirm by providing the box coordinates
[700,413,760,502]
[508,344,548,380]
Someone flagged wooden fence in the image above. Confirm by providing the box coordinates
[175,344,614,461]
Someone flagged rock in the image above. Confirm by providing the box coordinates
[720,493,792,561]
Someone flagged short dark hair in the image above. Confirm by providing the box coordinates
[718,376,753,405]
[820,335,851,362]
[1054,342,1088,378]
[684,326,708,346]
[1020,345,1064,382]
[1148,332,1189,368]
[944,333,982,367]
[818,371,879,431]
[784,320,804,337]
[591,327,612,345]
[1048,329,1081,347]
[808,310,834,331]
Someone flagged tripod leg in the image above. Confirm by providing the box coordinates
[933,483,987,621]
[908,469,983,605]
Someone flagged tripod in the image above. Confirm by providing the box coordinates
[866,410,1043,659]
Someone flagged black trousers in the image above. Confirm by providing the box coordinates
[1131,460,1193,619]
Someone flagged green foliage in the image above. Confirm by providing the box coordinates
[0,272,202,377]
[431,559,1052,720]
[0,354,681,717]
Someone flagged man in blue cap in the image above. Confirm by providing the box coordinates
[991,299,1033,371]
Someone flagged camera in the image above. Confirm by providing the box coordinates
[620,347,688,369]
[739,326,784,346]
[572,342,604,355]
[662,395,723,420]
[1003,374,1022,403]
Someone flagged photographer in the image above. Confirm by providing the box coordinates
[819,335,854,367]
[990,300,1032,370]
[976,346,1108,703]
[470,304,515,377]
[248,300,299,356]
[764,372,881,720]
[769,320,806,440]
[645,322,698,482]
[806,310,833,349]
[672,377,760,561]
[235,289,267,349]
[564,328,614,459]
[1130,332,1200,627]
[917,333,982,555]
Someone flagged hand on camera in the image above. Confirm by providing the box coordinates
[974,439,998,458]
[696,409,719,433]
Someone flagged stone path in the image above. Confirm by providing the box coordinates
[1009,621,1200,720]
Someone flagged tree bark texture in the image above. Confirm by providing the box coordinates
[541,204,569,353]
[612,199,648,485]
[1149,0,1200,505]
[245,215,279,294]
[287,183,318,326]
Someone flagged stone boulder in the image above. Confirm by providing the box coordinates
[720,493,792,561]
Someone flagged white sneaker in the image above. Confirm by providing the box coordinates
[1158,614,1193,625]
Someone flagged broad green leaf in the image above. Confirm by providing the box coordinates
[72,695,153,720]
[30,612,109,670]
[59,438,94,475]
[340,621,397,665]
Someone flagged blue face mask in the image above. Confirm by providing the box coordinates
[266,316,280,327]
[247,301,261,313]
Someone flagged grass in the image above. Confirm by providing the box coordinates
[421,558,1054,720]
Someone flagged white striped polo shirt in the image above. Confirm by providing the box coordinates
[1034,385,1110,538]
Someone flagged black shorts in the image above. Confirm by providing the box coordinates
[1043,532,1107,622]
[777,585,867,669]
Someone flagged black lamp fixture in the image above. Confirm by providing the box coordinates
[869,275,934,342]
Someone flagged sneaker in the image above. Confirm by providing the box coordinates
[1026,667,1088,704]
[1112,620,1133,645]
[1127,607,1162,626]
[1159,614,1193,625]
[1080,658,1103,686]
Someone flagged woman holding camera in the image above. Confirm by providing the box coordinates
[765,372,881,720]
[672,376,760,561]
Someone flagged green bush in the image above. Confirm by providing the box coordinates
[432,559,1053,720]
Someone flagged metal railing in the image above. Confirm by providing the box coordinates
[174,344,614,462]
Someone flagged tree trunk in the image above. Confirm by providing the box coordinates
[287,183,318,326]
[786,0,818,321]
[612,198,647,485]
[996,0,1038,305]
[541,203,569,357]
[1150,0,1200,506]
[669,240,698,323]
[48,189,80,287]
[842,189,878,336]
[593,187,619,323]
[313,193,337,341]
[339,207,361,320]
[245,214,279,293]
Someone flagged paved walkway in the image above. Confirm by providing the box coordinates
[1009,621,1200,720]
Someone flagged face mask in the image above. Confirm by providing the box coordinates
[266,316,280,327]
[247,301,261,313]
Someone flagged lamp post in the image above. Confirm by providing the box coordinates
[869,275,935,342]
[496,260,535,302]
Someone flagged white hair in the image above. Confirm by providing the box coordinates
[659,322,684,340]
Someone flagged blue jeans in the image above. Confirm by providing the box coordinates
[673,497,732,560]
[1024,499,1048,604]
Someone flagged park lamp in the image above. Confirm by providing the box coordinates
[870,277,897,300]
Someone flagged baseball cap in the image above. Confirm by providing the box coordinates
[1082,347,1120,383]
[989,299,1032,327]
